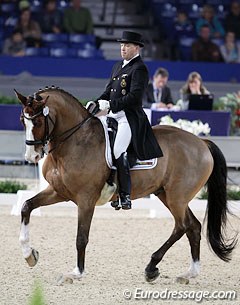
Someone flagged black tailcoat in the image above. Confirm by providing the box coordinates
[98,56,163,160]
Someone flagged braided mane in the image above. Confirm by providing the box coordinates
[34,86,82,108]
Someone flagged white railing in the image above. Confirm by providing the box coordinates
[0,130,25,162]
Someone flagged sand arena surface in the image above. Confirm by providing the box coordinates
[0,203,239,305]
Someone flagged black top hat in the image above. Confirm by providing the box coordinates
[117,31,144,47]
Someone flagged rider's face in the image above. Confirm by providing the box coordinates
[120,43,139,61]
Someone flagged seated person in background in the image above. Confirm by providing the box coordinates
[143,67,174,109]
[171,10,195,60]
[180,71,210,97]
[63,0,93,34]
[220,31,240,63]
[225,1,240,40]
[2,29,26,56]
[195,4,225,39]
[173,10,194,37]
[15,8,42,47]
[191,25,223,62]
[18,0,30,10]
[39,0,62,33]
[177,71,210,110]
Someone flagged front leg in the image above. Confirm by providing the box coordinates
[76,205,95,275]
[19,185,66,267]
[57,204,95,284]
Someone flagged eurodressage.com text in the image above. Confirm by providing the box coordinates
[122,288,237,302]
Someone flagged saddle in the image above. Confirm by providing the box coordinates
[97,116,157,170]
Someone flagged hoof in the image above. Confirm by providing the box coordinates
[25,248,39,267]
[56,274,74,286]
[145,268,160,282]
[175,276,190,285]
[56,272,83,286]
[111,200,121,210]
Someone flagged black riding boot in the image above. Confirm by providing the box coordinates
[111,152,131,210]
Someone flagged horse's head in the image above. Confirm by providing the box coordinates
[15,89,52,163]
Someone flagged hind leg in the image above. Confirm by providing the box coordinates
[145,194,188,282]
[176,208,201,283]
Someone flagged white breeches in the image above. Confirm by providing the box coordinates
[113,119,132,159]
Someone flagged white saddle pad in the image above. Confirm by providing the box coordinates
[98,116,158,171]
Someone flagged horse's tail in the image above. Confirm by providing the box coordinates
[205,140,237,262]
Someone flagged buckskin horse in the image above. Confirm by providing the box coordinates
[15,87,236,284]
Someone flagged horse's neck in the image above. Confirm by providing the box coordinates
[49,97,104,157]
[51,97,89,135]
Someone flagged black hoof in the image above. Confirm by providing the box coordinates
[111,200,120,209]
[145,268,160,282]
[121,203,132,210]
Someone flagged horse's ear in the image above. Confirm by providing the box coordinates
[41,95,49,105]
[14,89,27,106]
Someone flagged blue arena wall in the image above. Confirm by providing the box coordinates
[0,56,240,82]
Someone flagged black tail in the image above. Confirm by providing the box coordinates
[205,140,237,262]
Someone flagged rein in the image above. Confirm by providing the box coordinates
[48,115,93,153]
[23,105,97,154]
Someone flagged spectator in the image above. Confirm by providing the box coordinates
[63,0,93,34]
[15,8,42,47]
[143,67,174,109]
[170,10,195,60]
[2,29,26,56]
[177,72,210,110]
[225,1,240,40]
[173,10,195,39]
[18,0,30,10]
[180,71,210,96]
[220,31,240,63]
[196,4,225,39]
[39,0,62,33]
[191,25,223,62]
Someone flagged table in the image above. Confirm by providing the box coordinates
[0,105,231,136]
[151,110,231,136]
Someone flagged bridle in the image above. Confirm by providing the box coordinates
[22,106,54,149]
[22,104,96,155]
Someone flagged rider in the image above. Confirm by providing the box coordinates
[95,31,163,210]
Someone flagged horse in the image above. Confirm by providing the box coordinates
[15,87,237,284]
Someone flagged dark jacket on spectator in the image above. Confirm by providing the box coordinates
[225,12,240,39]
[63,7,93,34]
[143,83,173,108]
[191,38,223,62]
[39,9,62,33]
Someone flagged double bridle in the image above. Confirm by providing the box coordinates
[22,105,94,154]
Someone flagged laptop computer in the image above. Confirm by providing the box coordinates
[188,94,214,111]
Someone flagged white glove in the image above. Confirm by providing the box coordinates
[98,99,110,111]
[85,100,95,110]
